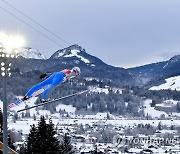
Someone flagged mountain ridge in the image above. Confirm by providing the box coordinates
[9,44,139,87]
[128,55,180,87]
[17,47,46,59]
[9,44,180,88]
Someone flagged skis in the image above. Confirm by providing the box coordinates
[17,89,89,112]
[9,85,50,108]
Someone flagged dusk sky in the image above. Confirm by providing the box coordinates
[1,0,180,68]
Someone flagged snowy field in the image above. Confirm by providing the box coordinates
[88,86,122,94]
[8,117,180,136]
[4,97,180,140]
[143,99,180,119]
[150,76,180,91]
[53,118,179,127]
[56,104,76,115]
[143,99,168,118]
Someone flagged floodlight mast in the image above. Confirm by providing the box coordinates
[0,33,24,154]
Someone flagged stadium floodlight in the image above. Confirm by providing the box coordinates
[0,32,25,52]
[1,72,5,76]
[0,32,25,154]
[1,62,5,66]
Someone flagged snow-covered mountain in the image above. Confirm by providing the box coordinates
[48,44,139,85]
[12,44,180,88]
[150,76,180,91]
[17,47,46,59]
[129,55,180,86]
[50,44,99,67]
[51,44,86,60]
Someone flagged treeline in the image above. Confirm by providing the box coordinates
[19,116,74,154]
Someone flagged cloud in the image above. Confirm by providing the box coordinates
[1,0,180,67]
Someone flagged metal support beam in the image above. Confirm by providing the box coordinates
[3,59,8,154]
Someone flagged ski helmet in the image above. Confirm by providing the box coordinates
[72,67,81,76]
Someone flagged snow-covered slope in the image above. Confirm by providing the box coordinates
[90,87,109,94]
[0,100,3,110]
[51,45,89,61]
[50,44,98,67]
[58,49,90,64]
[17,47,46,59]
[56,104,76,115]
[150,76,180,91]
[128,55,180,86]
[143,99,168,118]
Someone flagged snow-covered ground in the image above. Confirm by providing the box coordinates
[0,100,3,109]
[6,97,179,133]
[6,97,180,154]
[64,49,90,64]
[156,99,178,107]
[84,77,100,82]
[8,117,180,137]
[83,112,109,119]
[89,87,109,94]
[8,120,39,135]
[56,104,76,115]
[18,47,46,59]
[4,96,180,154]
[150,76,180,91]
[143,99,168,118]
[88,86,122,94]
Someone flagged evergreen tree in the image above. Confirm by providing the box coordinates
[151,100,156,107]
[46,118,61,153]
[158,121,162,130]
[19,144,26,154]
[25,109,30,118]
[26,124,38,153]
[35,116,52,153]
[177,102,180,112]
[107,113,110,120]
[60,133,74,154]
[93,144,98,154]
[79,124,85,134]
[25,116,60,154]
[8,134,15,151]
[21,112,25,118]
[33,114,36,121]
[13,113,18,123]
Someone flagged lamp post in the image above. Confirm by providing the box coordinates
[0,48,16,154]
[0,33,24,154]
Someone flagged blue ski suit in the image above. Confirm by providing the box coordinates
[25,72,66,100]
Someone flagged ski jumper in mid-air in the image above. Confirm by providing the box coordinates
[22,67,81,102]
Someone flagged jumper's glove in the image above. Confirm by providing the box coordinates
[40,73,47,80]
[62,76,67,83]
